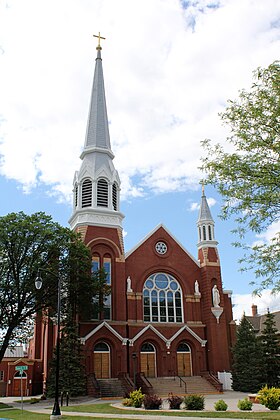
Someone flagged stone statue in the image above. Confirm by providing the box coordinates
[194,280,200,294]
[127,276,132,292]
[212,285,220,307]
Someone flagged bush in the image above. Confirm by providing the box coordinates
[184,394,205,410]
[168,393,183,409]
[214,399,228,411]
[143,394,162,410]
[128,388,145,408]
[237,398,253,411]
[122,397,132,407]
[258,385,280,410]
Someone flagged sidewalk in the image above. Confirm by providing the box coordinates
[0,391,270,419]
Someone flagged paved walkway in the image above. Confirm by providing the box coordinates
[0,391,270,419]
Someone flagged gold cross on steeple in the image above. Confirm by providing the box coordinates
[93,32,106,50]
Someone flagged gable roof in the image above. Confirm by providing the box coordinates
[125,223,200,267]
[246,310,280,335]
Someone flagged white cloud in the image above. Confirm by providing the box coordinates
[232,290,280,322]
[0,0,279,202]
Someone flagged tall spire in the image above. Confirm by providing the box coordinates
[197,185,217,249]
[69,36,124,232]
[81,33,113,159]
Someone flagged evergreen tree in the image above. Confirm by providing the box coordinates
[46,318,87,397]
[232,315,265,392]
[260,310,280,387]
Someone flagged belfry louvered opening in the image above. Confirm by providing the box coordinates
[81,179,92,208]
[97,179,108,207]
[112,182,117,210]
[74,184,78,207]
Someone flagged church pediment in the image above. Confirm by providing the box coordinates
[125,224,200,267]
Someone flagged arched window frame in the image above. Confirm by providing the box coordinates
[112,182,118,211]
[97,178,109,207]
[81,178,92,208]
[143,273,183,323]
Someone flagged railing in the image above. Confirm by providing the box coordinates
[87,372,101,397]
[136,372,153,394]
[201,371,223,392]
[177,375,187,393]
[118,372,134,396]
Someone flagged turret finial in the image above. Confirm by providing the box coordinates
[201,182,205,196]
[93,32,106,50]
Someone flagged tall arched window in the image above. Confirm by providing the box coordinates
[112,182,118,211]
[81,179,92,208]
[143,273,183,323]
[97,179,108,207]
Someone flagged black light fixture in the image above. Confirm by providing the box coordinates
[35,271,43,290]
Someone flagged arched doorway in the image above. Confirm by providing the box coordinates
[140,342,156,377]
[177,342,192,377]
[13,371,27,396]
[93,342,110,379]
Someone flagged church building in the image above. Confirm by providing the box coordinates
[31,37,236,397]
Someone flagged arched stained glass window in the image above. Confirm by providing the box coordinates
[97,179,108,207]
[143,273,183,323]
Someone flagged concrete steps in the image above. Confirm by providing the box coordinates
[98,378,127,398]
[148,376,219,396]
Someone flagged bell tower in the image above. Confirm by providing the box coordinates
[69,35,124,236]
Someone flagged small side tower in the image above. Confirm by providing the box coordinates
[197,185,219,266]
[197,186,233,372]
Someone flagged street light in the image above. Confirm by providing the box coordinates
[35,270,62,419]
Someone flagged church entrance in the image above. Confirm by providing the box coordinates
[93,342,110,379]
[140,342,156,377]
[177,343,192,376]
[13,371,27,396]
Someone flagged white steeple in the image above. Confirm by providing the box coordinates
[69,37,124,231]
[197,185,218,249]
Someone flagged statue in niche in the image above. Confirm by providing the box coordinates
[212,285,220,307]
[194,280,200,294]
[127,276,132,292]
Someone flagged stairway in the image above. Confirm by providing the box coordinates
[148,376,220,396]
[98,378,127,398]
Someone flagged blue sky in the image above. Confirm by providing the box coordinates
[0,0,280,319]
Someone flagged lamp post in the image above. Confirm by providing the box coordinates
[35,270,62,419]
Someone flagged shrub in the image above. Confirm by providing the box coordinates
[122,397,132,407]
[214,399,228,411]
[184,394,205,410]
[258,385,280,410]
[168,393,183,409]
[143,394,162,409]
[237,398,253,411]
[129,388,145,408]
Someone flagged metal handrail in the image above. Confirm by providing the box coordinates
[177,375,187,393]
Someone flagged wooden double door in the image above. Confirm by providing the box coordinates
[94,342,110,379]
[177,342,192,376]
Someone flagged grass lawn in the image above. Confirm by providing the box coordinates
[1,402,279,419]
[61,402,280,418]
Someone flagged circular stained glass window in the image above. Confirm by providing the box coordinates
[155,241,167,255]
[155,273,168,289]
[170,281,178,290]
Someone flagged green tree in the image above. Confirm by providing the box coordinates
[232,315,265,392]
[201,61,280,293]
[260,310,280,387]
[46,318,87,397]
[92,267,111,320]
[0,211,93,363]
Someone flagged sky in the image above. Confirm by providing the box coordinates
[0,0,280,321]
